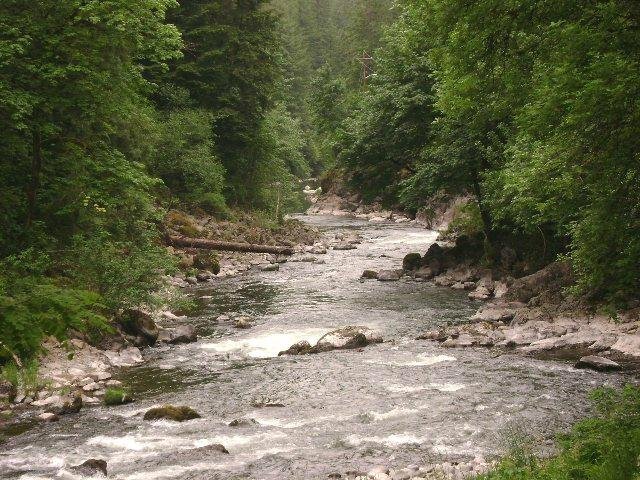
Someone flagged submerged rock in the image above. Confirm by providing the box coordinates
[261,263,280,272]
[279,340,312,356]
[333,242,357,251]
[70,459,108,477]
[143,405,201,422]
[228,418,259,427]
[575,355,622,372]
[194,443,229,454]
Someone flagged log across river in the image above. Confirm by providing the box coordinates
[0,215,631,480]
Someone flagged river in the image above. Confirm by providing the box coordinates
[0,215,628,479]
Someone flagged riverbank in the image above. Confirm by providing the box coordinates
[0,210,324,434]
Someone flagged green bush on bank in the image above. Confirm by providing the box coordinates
[480,386,640,480]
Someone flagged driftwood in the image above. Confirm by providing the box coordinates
[166,235,294,256]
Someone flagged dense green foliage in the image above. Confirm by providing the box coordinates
[481,385,640,480]
[336,0,640,301]
[0,0,321,363]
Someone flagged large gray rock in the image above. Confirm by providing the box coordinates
[118,309,158,346]
[609,334,640,360]
[167,325,198,344]
[279,326,382,356]
[377,270,403,282]
[506,261,574,303]
[575,355,622,372]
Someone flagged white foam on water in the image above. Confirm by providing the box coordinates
[429,383,466,392]
[123,462,225,480]
[87,434,180,452]
[377,232,439,246]
[368,407,420,421]
[192,431,288,450]
[346,433,426,447]
[200,328,328,358]
[367,353,457,367]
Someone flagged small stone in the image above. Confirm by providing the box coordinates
[185,276,198,285]
[83,382,101,392]
[228,418,259,427]
[261,263,280,272]
[234,317,252,329]
[38,412,59,422]
[105,380,122,387]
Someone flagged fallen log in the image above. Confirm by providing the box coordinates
[166,235,294,256]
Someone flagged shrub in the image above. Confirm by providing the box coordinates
[104,387,132,406]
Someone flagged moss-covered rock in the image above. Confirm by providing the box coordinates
[143,405,200,422]
[402,253,423,271]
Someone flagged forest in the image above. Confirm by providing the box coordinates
[0,1,639,478]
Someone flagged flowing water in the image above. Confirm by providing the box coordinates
[0,215,629,479]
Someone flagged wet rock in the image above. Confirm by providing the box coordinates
[280,327,382,356]
[196,271,212,282]
[334,242,357,251]
[195,443,229,454]
[442,334,475,348]
[313,326,382,353]
[104,346,144,367]
[310,245,328,255]
[377,270,403,282]
[70,459,108,477]
[420,243,445,276]
[234,317,252,329]
[143,405,201,422]
[471,304,519,322]
[278,340,312,356]
[575,355,622,372]
[38,412,59,422]
[416,330,447,342]
[167,325,198,344]
[261,263,280,272]
[402,253,422,272]
[117,309,159,346]
[361,270,378,280]
[228,418,259,427]
[185,276,198,285]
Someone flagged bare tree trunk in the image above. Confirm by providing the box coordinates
[26,129,42,228]
[166,235,294,256]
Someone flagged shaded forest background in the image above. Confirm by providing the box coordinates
[1,0,639,365]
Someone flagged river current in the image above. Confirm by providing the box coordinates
[0,215,628,479]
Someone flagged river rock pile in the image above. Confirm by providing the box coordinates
[279,326,383,356]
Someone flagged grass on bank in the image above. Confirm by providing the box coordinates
[480,385,640,480]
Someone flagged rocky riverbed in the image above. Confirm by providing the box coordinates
[0,215,635,480]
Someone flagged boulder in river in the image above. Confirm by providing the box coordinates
[166,325,198,344]
[279,326,382,356]
[117,309,159,346]
[261,263,280,272]
[402,253,422,272]
[361,270,379,280]
[143,405,201,422]
[377,270,403,282]
[70,459,108,477]
[574,355,622,372]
